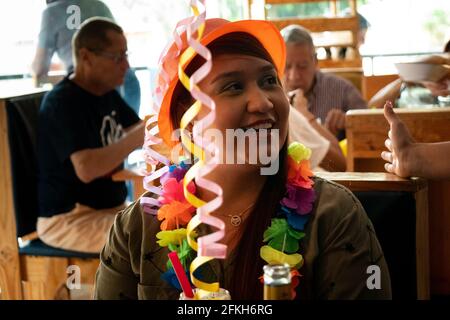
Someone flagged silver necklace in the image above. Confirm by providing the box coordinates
[226,203,255,227]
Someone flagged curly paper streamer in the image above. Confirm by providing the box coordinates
[178,0,226,293]
[140,14,196,215]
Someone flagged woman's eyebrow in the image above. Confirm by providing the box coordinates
[211,64,276,84]
[259,65,276,73]
[211,71,242,85]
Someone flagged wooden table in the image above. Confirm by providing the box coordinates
[112,166,146,200]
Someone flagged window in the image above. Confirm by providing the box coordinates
[0,1,447,79]
[0,0,45,77]
[358,0,449,74]
[100,0,246,116]
[262,0,449,75]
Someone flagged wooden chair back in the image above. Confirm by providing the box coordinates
[0,90,99,300]
[362,74,399,102]
[249,0,362,68]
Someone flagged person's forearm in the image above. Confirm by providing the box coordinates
[72,121,145,183]
[321,144,347,172]
[309,119,346,171]
[31,48,51,79]
[368,78,402,109]
[410,142,450,180]
[31,65,48,87]
[31,63,47,79]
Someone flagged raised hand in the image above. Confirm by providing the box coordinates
[381,101,416,177]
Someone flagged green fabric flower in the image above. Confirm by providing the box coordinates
[288,141,311,163]
[263,218,305,254]
[166,238,193,270]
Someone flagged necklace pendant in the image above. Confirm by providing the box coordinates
[230,215,242,227]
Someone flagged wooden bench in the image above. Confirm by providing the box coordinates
[345,107,450,296]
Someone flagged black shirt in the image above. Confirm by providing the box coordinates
[38,76,140,217]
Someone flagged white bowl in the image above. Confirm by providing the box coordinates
[395,62,449,83]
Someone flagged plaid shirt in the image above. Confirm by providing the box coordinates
[306,71,367,122]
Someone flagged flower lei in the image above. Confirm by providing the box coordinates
[153,142,315,298]
[259,142,315,299]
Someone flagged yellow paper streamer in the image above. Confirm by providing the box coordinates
[178,1,220,295]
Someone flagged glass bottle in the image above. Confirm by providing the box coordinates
[263,263,292,300]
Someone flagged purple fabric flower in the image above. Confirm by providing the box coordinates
[170,167,188,182]
[280,184,315,215]
[160,165,188,184]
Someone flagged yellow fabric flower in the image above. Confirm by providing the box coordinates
[156,228,198,247]
[288,142,311,163]
[339,139,347,157]
[260,245,304,269]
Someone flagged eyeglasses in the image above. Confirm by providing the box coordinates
[90,50,129,64]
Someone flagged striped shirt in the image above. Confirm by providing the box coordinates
[306,71,367,122]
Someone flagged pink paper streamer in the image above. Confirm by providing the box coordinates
[185,0,226,259]
[139,16,195,214]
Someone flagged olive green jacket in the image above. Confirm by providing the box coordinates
[94,177,392,300]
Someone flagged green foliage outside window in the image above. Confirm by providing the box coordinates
[424,9,450,48]
[265,0,368,20]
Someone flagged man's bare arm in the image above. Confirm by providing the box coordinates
[70,121,145,183]
[31,47,53,85]
[368,78,403,109]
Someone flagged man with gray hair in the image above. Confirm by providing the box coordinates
[281,24,367,138]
